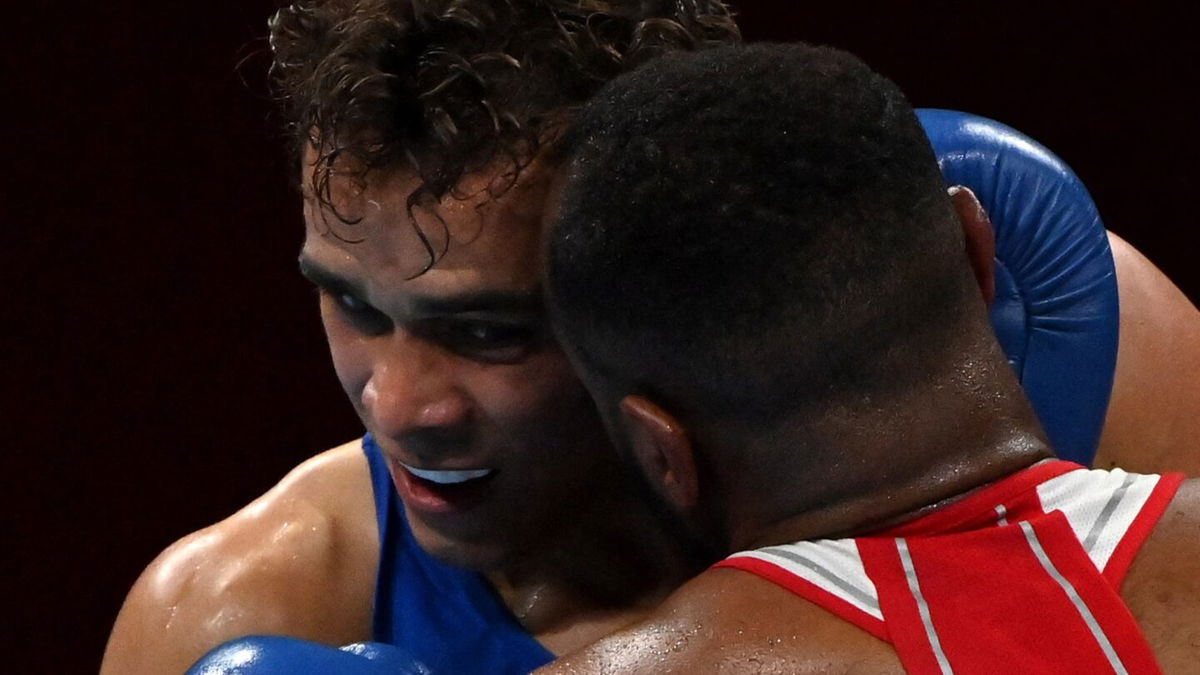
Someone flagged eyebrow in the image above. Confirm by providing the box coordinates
[297,254,362,296]
[411,290,544,315]
[297,254,544,315]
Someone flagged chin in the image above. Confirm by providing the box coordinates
[407,515,516,572]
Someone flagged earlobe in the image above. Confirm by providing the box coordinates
[949,186,996,306]
[618,395,699,511]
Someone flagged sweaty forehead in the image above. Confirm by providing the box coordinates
[299,160,554,289]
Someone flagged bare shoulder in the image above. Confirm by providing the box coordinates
[1122,477,1200,670]
[539,568,902,675]
[100,439,379,675]
[1096,232,1200,474]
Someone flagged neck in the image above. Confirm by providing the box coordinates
[486,460,709,650]
[717,342,1056,552]
[741,427,1051,549]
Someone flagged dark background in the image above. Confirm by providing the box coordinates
[6,2,1196,672]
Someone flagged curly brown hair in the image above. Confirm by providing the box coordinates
[268,0,739,268]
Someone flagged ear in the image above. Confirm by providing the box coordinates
[949,186,996,306]
[618,395,699,511]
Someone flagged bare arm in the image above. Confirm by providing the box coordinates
[100,440,379,675]
[1095,232,1200,474]
[1122,478,1200,671]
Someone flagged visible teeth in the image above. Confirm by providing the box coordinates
[402,464,493,485]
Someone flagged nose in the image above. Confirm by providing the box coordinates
[360,335,473,442]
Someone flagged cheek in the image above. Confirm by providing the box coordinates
[502,350,576,402]
[319,305,371,407]
[485,354,606,445]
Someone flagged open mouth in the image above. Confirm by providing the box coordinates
[393,461,497,513]
[401,464,494,485]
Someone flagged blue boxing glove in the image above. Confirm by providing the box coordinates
[918,109,1119,466]
[186,635,432,675]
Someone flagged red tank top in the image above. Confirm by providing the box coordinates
[714,461,1183,674]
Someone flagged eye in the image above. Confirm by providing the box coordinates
[461,322,534,345]
[319,288,390,335]
[332,290,367,313]
[423,319,541,363]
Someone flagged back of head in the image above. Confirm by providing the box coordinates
[268,0,739,267]
[548,43,979,430]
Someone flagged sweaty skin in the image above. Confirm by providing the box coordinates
[101,213,1200,673]
[101,442,378,675]
[536,481,1200,674]
[1095,232,1200,475]
[102,162,695,674]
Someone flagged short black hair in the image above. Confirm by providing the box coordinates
[547,43,974,425]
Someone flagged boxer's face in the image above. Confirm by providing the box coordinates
[299,155,617,570]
